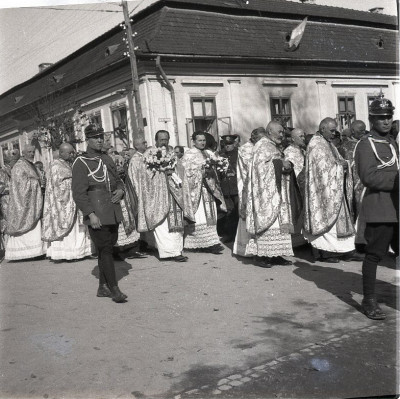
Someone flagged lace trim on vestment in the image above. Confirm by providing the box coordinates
[184,224,220,249]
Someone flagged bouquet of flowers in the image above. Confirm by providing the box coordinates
[144,146,177,174]
[203,153,230,174]
[143,146,182,187]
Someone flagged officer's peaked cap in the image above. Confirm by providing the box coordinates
[84,124,104,139]
[369,97,395,116]
[221,134,237,144]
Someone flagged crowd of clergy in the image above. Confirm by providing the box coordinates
[0,96,398,318]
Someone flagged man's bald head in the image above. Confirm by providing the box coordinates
[319,117,337,142]
[22,145,35,161]
[250,127,267,143]
[133,138,147,154]
[59,143,75,163]
[351,120,366,140]
[124,148,136,160]
[290,128,306,148]
[266,121,284,145]
[266,121,283,133]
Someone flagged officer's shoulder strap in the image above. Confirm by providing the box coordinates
[359,134,371,141]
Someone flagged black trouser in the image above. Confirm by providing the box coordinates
[88,224,119,288]
[362,222,398,298]
[217,195,239,239]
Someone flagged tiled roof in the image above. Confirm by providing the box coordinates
[0,0,397,118]
[162,0,398,27]
[144,7,398,61]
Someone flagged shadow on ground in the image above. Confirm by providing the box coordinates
[293,260,398,312]
[91,260,133,283]
[165,364,230,398]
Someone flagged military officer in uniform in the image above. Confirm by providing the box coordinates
[354,97,399,320]
[218,134,239,242]
[72,125,127,303]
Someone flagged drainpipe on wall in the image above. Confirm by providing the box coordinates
[156,55,179,145]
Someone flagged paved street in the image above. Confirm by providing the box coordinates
[0,245,399,399]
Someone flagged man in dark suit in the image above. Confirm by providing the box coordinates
[354,97,399,320]
[72,125,127,303]
[218,134,239,243]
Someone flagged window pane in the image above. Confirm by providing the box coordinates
[281,99,290,115]
[90,114,102,128]
[2,144,8,160]
[194,119,208,132]
[119,108,127,130]
[194,118,216,133]
[112,109,121,129]
[347,98,355,113]
[270,97,292,127]
[338,98,346,112]
[271,99,280,115]
[204,100,215,116]
[112,108,127,130]
[192,100,203,117]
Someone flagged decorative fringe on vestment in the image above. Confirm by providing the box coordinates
[201,185,217,226]
[167,192,184,233]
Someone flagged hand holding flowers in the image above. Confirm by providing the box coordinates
[144,146,177,174]
[203,153,229,175]
[144,146,182,187]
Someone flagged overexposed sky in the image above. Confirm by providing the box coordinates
[0,0,157,95]
[287,0,397,14]
[0,0,398,95]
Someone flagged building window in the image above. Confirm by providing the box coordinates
[0,140,20,167]
[111,106,128,148]
[1,143,8,163]
[11,139,20,150]
[89,113,102,129]
[270,97,292,127]
[112,107,127,132]
[337,96,356,130]
[190,97,218,135]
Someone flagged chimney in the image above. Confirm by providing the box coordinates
[369,7,384,13]
[38,63,53,73]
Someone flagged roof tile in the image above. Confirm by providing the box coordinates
[0,1,397,118]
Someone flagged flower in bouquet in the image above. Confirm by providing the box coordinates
[203,154,229,174]
[215,157,229,174]
[144,146,177,174]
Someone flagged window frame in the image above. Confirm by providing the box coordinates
[269,96,293,128]
[88,112,102,129]
[337,96,356,130]
[190,97,218,134]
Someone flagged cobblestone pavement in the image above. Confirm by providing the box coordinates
[175,316,399,398]
[0,245,398,399]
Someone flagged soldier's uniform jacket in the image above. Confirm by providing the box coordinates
[72,147,124,225]
[354,129,399,223]
[219,148,238,196]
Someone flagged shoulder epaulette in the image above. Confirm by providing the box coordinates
[359,134,370,141]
